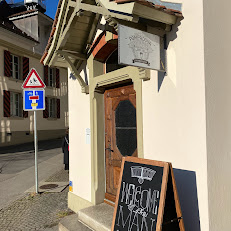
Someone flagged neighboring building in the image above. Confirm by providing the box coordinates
[42,0,231,231]
[0,0,68,147]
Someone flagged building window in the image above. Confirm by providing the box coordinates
[10,92,22,117]
[48,98,56,118]
[48,67,55,87]
[11,54,21,79]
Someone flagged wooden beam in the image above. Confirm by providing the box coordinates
[56,50,89,94]
[133,2,177,25]
[58,50,87,60]
[59,2,73,42]
[69,1,133,21]
[58,5,80,49]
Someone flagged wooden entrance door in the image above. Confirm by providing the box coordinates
[104,84,137,203]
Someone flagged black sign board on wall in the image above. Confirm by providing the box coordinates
[111,156,185,231]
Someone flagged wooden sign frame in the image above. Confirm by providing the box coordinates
[111,156,185,231]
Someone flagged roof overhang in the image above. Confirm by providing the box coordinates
[41,0,182,69]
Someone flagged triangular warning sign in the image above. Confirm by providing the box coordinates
[22,68,46,89]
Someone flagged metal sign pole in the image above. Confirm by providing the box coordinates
[22,68,46,194]
[34,110,38,193]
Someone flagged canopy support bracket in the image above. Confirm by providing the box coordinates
[57,50,89,94]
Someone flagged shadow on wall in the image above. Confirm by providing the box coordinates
[69,61,88,85]
[1,120,12,144]
[158,18,183,91]
[0,75,12,144]
[173,168,201,231]
[158,71,165,91]
[69,73,76,80]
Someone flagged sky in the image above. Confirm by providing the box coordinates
[7,0,59,19]
[45,0,60,19]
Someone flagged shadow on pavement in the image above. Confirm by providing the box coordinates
[0,138,62,154]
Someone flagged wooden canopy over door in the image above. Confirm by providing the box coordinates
[104,84,138,203]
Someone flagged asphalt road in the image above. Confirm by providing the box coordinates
[0,139,63,175]
[0,139,64,210]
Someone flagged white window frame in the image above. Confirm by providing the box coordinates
[48,98,56,118]
[10,92,22,117]
[11,54,21,80]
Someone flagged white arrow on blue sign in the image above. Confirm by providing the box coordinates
[23,89,45,111]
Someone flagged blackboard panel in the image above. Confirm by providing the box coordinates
[113,161,164,231]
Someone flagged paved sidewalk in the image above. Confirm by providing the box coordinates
[0,169,73,231]
[0,138,64,210]
[0,153,64,210]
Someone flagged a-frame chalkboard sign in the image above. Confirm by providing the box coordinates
[111,156,185,231]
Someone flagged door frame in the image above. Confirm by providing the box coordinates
[88,55,150,206]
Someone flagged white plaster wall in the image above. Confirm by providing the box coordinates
[12,15,39,41]
[35,14,53,55]
[68,68,92,202]
[203,0,231,230]
[142,0,208,230]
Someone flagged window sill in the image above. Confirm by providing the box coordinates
[9,116,24,120]
[47,117,58,121]
[8,77,23,83]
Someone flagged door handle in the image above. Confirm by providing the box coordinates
[105,147,114,152]
[106,144,113,165]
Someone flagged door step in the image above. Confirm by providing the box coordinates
[59,214,92,231]
[77,203,114,231]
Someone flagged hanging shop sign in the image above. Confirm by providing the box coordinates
[111,156,185,231]
[118,25,160,70]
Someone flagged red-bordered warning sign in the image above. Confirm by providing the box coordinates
[22,68,46,89]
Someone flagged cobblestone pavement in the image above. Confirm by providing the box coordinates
[45,169,69,183]
[0,169,73,231]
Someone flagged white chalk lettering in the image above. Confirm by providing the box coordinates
[116,206,157,231]
[127,184,135,205]
[148,190,159,215]
[129,212,139,231]
[117,181,160,231]
[121,182,160,215]
[117,205,132,228]
[151,218,156,230]
[134,186,142,207]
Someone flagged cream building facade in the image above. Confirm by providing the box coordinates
[0,0,68,147]
[42,0,231,230]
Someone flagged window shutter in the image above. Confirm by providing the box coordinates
[43,97,48,118]
[23,57,29,80]
[3,90,11,117]
[56,68,60,88]
[57,98,60,119]
[44,65,48,86]
[4,50,12,77]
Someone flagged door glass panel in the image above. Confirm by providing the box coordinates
[115,100,137,156]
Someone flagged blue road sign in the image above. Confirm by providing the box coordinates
[24,89,45,111]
